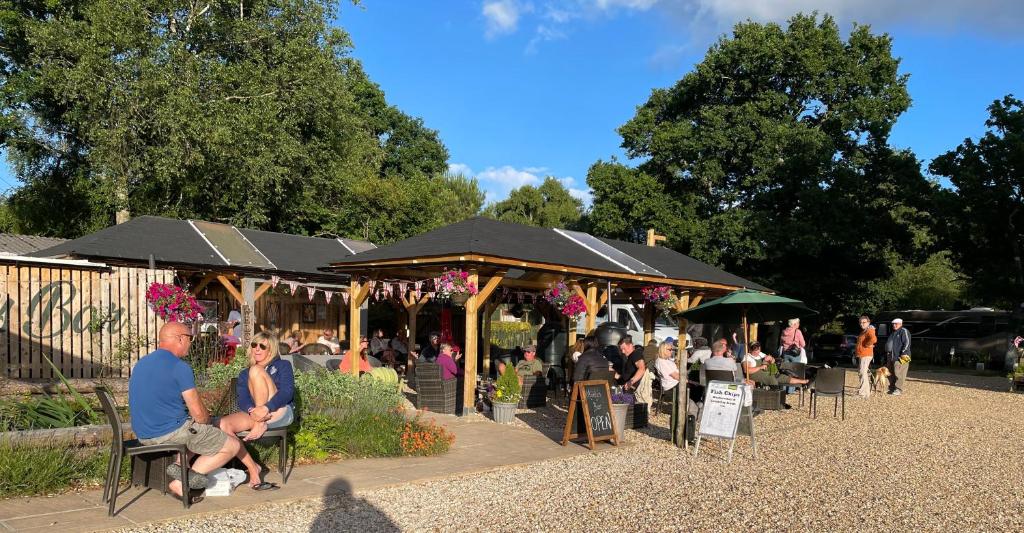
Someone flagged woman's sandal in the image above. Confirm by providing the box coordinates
[250,481,280,491]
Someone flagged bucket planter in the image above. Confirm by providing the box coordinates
[449,292,470,307]
[492,401,517,424]
[611,403,629,442]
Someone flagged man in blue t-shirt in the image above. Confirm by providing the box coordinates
[129,322,243,501]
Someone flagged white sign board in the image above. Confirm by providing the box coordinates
[698,381,745,439]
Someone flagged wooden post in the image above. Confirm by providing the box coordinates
[338,290,347,345]
[643,303,655,345]
[673,291,703,449]
[464,272,505,415]
[347,278,373,376]
[749,322,759,347]
[646,229,666,247]
[585,283,598,333]
[403,292,430,371]
[483,301,495,378]
[241,278,256,347]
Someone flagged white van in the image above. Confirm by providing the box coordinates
[578,302,692,349]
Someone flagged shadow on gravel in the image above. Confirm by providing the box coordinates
[310,479,399,532]
[515,403,573,444]
[904,371,1011,393]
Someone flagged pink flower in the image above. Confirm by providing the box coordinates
[460,271,468,280]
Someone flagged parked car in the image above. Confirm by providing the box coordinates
[810,333,858,366]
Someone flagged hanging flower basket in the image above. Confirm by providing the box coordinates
[434,269,477,306]
[543,281,586,320]
[641,285,679,318]
[146,282,205,323]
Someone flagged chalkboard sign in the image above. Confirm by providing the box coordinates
[561,380,619,449]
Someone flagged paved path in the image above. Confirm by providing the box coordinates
[0,411,618,532]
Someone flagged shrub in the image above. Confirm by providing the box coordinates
[198,347,249,390]
[0,440,120,498]
[490,321,537,349]
[400,416,455,456]
[290,408,453,460]
[0,395,103,432]
[295,369,403,415]
[491,363,522,404]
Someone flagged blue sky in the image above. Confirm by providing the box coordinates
[2,1,1022,206]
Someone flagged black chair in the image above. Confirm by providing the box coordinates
[585,368,617,389]
[95,386,192,516]
[810,368,846,420]
[415,362,457,414]
[650,367,674,416]
[779,361,809,407]
[224,377,293,483]
[279,343,292,356]
[301,343,332,356]
[704,369,739,384]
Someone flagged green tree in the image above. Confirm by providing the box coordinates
[930,95,1024,307]
[867,251,964,311]
[0,0,450,241]
[592,13,939,322]
[484,176,583,228]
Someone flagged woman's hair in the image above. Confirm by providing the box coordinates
[658,341,674,359]
[788,318,799,327]
[749,341,762,352]
[582,332,600,352]
[572,339,585,353]
[249,331,280,366]
[359,347,369,359]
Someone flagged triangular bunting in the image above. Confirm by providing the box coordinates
[324,290,333,304]
[271,275,280,288]
[288,281,298,296]
[307,286,316,301]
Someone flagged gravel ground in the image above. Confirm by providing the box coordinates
[114,372,1024,532]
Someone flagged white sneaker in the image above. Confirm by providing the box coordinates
[891,390,902,396]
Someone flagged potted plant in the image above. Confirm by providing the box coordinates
[434,269,478,306]
[641,285,680,319]
[146,282,205,324]
[610,391,632,442]
[543,281,587,321]
[490,364,521,424]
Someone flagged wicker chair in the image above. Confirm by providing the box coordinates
[415,362,457,414]
[96,386,192,516]
[810,368,847,420]
[519,375,548,408]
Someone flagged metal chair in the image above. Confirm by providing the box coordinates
[810,368,846,420]
[223,377,293,483]
[779,361,809,407]
[95,386,192,516]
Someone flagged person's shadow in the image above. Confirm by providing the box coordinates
[309,479,400,532]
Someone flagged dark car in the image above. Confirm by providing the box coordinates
[811,333,858,366]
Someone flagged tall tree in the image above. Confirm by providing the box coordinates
[930,95,1024,307]
[484,177,583,229]
[0,0,450,242]
[593,13,938,322]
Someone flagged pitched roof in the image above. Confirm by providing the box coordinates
[330,216,769,291]
[31,215,374,281]
[0,234,68,256]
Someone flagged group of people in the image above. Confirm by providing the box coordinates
[855,315,911,397]
[128,323,296,501]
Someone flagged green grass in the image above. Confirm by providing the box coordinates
[0,440,123,498]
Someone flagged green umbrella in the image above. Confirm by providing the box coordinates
[676,289,817,325]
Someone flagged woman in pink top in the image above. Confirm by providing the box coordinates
[436,343,463,381]
[778,318,806,360]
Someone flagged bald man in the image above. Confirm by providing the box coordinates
[128,322,242,501]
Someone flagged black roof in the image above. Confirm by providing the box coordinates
[331,216,768,291]
[31,215,373,281]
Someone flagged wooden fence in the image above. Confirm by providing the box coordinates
[0,262,173,379]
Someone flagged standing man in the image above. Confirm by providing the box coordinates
[619,335,653,405]
[885,318,911,396]
[856,315,877,398]
[128,322,244,501]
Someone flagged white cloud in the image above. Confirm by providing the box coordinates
[526,24,569,53]
[447,162,474,177]
[477,165,544,188]
[569,188,594,205]
[592,0,659,11]
[483,0,523,38]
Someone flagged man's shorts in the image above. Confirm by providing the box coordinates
[139,419,228,456]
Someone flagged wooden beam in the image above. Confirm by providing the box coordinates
[585,282,599,333]
[253,281,273,302]
[403,293,430,370]
[190,273,217,296]
[646,229,667,247]
[643,303,655,345]
[482,302,495,378]
[690,293,704,308]
[347,279,364,376]
[217,275,244,304]
[475,272,505,304]
[462,271,480,415]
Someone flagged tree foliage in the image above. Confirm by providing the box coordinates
[930,95,1024,307]
[0,0,469,242]
[484,176,583,229]
[589,13,940,322]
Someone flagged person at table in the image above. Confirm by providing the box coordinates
[572,333,611,383]
[744,342,809,391]
[703,339,739,382]
[655,340,681,392]
[338,345,373,374]
[128,322,244,501]
[419,332,442,363]
[436,343,463,381]
[316,328,342,355]
[390,330,410,362]
[687,337,712,365]
[499,344,543,381]
[619,335,653,405]
[370,328,389,357]
[283,330,306,354]
[217,332,293,491]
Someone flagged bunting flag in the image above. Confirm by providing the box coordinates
[270,275,280,288]
[414,280,422,297]
[398,281,408,295]
[307,286,316,301]
[341,291,349,304]
[288,281,298,296]
[324,290,333,304]
[517,291,524,303]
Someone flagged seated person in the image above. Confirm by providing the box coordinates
[654,340,680,392]
[129,323,245,501]
[514,344,544,378]
[390,331,409,361]
[743,342,809,388]
[702,339,740,383]
[418,332,442,363]
[370,328,390,357]
[217,332,293,490]
[283,330,306,354]
[687,337,712,365]
[316,328,342,355]
[436,343,463,381]
[572,334,613,383]
[338,347,373,374]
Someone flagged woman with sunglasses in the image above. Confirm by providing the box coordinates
[217,331,294,491]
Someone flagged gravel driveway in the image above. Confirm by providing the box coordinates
[114,371,1024,532]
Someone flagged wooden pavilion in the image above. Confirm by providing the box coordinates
[328,216,768,415]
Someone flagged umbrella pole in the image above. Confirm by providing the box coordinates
[742,308,749,381]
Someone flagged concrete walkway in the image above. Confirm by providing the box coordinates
[0,412,619,532]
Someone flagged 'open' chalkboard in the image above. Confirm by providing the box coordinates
[562,380,619,449]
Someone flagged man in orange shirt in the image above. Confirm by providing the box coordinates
[856,315,877,398]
